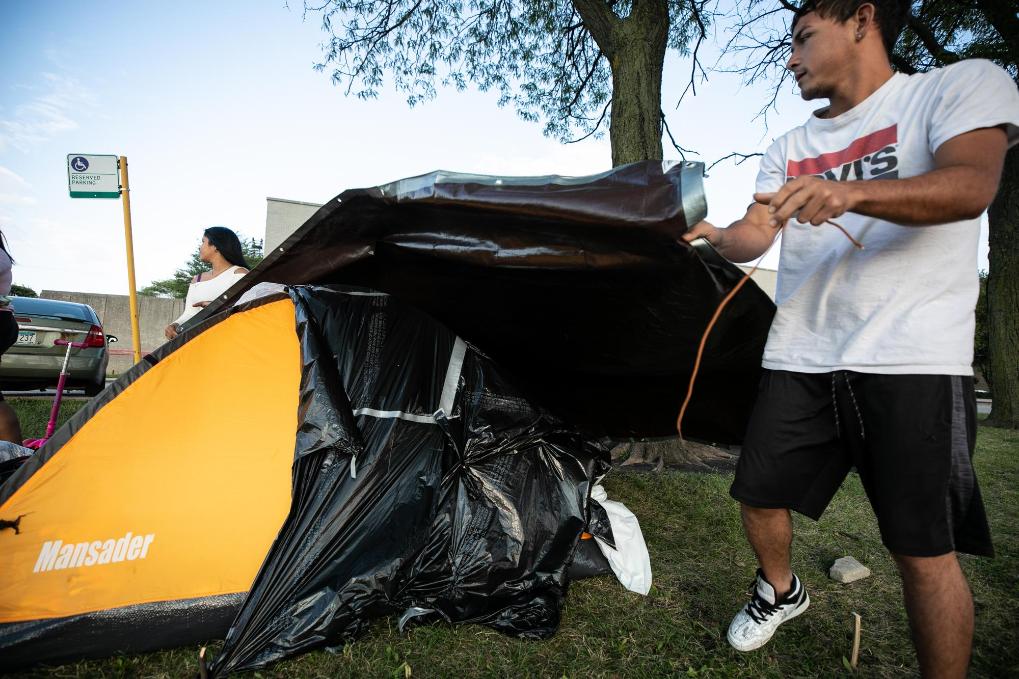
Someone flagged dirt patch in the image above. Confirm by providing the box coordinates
[610,436,739,473]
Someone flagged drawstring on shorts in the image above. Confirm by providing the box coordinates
[831,371,866,440]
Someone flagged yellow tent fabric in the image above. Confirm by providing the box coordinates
[0,299,299,623]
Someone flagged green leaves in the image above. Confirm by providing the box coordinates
[140,236,263,299]
[10,283,37,298]
[305,0,621,141]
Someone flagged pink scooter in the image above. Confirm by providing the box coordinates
[23,337,90,450]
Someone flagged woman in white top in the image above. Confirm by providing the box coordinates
[164,227,249,340]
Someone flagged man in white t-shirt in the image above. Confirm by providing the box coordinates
[682,0,1019,675]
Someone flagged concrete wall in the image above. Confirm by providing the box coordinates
[265,197,322,254]
[740,266,777,300]
[40,290,183,376]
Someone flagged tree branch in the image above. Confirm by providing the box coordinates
[891,52,917,74]
[973,0,1019,67]
[661,111,699,160]
[631,0,670,25]
[565,50,604,115]
[906,13,959,65]
[705,151,762,173]
[571,0,621,55]
[676,0,709,106]
[566,100,611,143]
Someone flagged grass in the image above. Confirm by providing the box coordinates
[5,399,1018,678]
[9,397,85,440]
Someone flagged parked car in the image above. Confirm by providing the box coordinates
[0,297,117,396]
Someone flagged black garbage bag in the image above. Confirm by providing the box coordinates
[209,286,610,675]
[566,497,616,581]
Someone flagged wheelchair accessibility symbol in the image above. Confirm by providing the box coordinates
[71,156,89,172]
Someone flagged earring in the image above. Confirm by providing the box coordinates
[856,32,863,40]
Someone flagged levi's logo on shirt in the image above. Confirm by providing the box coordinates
[786,124,899,181]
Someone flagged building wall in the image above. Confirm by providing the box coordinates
[740,266,777,300]
[40,290,183,376]
[264,197,322,254]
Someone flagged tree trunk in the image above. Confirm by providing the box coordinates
[608,3,668,166]
[571,0,669,167]
[986,145,1019,428]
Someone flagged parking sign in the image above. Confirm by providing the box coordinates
[67,154,120,198]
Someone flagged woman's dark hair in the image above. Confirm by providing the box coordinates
[204,226,248,268]
[793,0,909,57]
[0,230,12,264]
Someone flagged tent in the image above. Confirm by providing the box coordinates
[211,160,774,442]
[0,161,774,673]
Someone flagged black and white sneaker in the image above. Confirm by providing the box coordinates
[727,569,810,652]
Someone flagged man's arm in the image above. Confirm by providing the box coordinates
[757,127,1009,228]
[681,203,780,264]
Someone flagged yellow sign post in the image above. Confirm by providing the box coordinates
[67,153,143,364]
[118,157,142,364]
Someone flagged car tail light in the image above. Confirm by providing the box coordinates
[84,324,106,348]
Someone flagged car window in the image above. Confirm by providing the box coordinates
[10,297,94,322]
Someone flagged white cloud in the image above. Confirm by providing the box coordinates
[0,166,35,206]
[0,194,37,206]
[0,73,96,153]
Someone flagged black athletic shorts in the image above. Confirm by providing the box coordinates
[730,369,993,557]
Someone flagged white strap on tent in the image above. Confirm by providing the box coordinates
[349,336,466,426]
[350,407,438,424]
[434,337,466,420]
[590,484,653,595]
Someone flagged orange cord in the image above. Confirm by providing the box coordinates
[826,220,865,250]
[676,219,863,440]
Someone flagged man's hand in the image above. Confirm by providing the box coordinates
[754,176,860,228]
[753,127,1007,228]
[164,323,179,340]
[681,204,779,263]
[681,220,722,247]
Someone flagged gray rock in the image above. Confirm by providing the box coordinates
[829,556,872,583]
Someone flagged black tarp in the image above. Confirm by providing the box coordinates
[209,286,610,675]
[207,160,775,444]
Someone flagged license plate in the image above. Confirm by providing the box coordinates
[16,330,37,346]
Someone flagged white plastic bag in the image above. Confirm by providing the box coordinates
[590,484,652,595]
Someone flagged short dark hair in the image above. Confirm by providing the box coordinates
[204,226,248,269]
[792,0,909,56]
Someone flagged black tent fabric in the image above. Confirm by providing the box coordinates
[209,286,610,675]
[208,160,775,444]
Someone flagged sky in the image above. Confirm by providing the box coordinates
[0,1,989,296]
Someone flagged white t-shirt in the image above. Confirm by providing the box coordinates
[756,59,1019,375]
[173,266,246,327]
